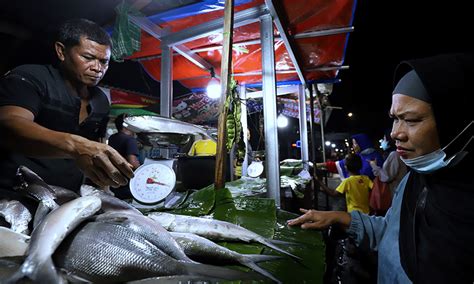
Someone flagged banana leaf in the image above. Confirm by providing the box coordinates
[157,185,324,283]
[258,210,325,283]
[170,184,215,215]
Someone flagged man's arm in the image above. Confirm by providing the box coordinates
[0,106,134,187]
[315,177,342,197]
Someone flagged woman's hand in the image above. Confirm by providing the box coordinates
[287,208,351,230]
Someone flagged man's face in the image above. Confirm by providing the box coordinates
[57,36,111,87]
[390,94,440,159]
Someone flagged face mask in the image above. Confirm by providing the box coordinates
[401,149,447,173]
[379,139,390,151]
[400,120,473,173]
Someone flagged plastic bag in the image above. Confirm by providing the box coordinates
[369,176,391,216]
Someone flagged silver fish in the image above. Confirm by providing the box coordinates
[171,232,282,283]
[6,196,102,284]
[0,199,32,235]
[15,166,58,209]
[148,212,300,260]
[15,166,60,228]
[0,256,24,281]
[81,185,194,262]
[124,115,212,138]
[0,227,30,257]
[48,185,79,205]
[126,275,222,284]
[80,184,141,213]
[54,221,261,283]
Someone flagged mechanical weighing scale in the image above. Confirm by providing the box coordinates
[129,162,176,205]
[124,115,215,207]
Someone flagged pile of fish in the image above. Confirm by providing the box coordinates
[0,166,301,283]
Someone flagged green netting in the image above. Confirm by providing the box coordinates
[111,0,142,62]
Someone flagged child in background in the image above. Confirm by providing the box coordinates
[317,153,373,214]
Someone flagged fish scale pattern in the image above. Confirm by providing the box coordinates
[54,221,182,283]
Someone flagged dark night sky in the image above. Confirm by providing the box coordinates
[325,0,473,141]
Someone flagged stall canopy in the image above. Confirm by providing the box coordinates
[121,0,356,91]
[1,0,356,123]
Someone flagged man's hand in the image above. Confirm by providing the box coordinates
[287,208,351,230]
[73,136,134,188]
[316,162,327,170]
[368,159,377,168]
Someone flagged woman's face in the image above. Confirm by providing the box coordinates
[390,94,441,159]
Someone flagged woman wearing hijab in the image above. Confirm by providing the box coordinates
[288,53,474,283]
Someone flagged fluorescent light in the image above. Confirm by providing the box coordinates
[206,78,221,99]
[277,114,288,128]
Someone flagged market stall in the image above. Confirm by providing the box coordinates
[0,0,356,282]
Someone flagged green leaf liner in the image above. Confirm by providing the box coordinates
[163,186,325,283]
[257,210,325,283]
[171,184,215,216]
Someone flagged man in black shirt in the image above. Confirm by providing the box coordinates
[108,113,141,199]
[0,18,134,197]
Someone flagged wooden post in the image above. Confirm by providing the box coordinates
[214,0,235,190]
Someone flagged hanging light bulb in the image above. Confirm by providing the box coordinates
[277,114,288,128]
[206,77,221,99]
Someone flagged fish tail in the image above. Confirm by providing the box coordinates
[244,254,283,263]
[32,201,53,229]
[6,257,63,284]
[260,238,302,260]
[240,260,282,283]
[269,239,303,246]
[183,262,263,281]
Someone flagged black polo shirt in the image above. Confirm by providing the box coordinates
[0,64,109,194]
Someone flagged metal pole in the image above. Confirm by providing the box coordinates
[308,86,317,164]
[160,45,173,158]
[297,84,309,171]
[160,45,173,117]
[240,85,249,176]
[260,14,280,207]
[313,84,326,162]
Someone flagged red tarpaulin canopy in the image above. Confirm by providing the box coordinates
[128,0,355,90]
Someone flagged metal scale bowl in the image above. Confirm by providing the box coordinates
[124,115,215,205]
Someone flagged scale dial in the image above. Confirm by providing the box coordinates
[247,161,264,178]
[130,163,176,204]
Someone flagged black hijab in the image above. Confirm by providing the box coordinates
[394,53,474,283]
